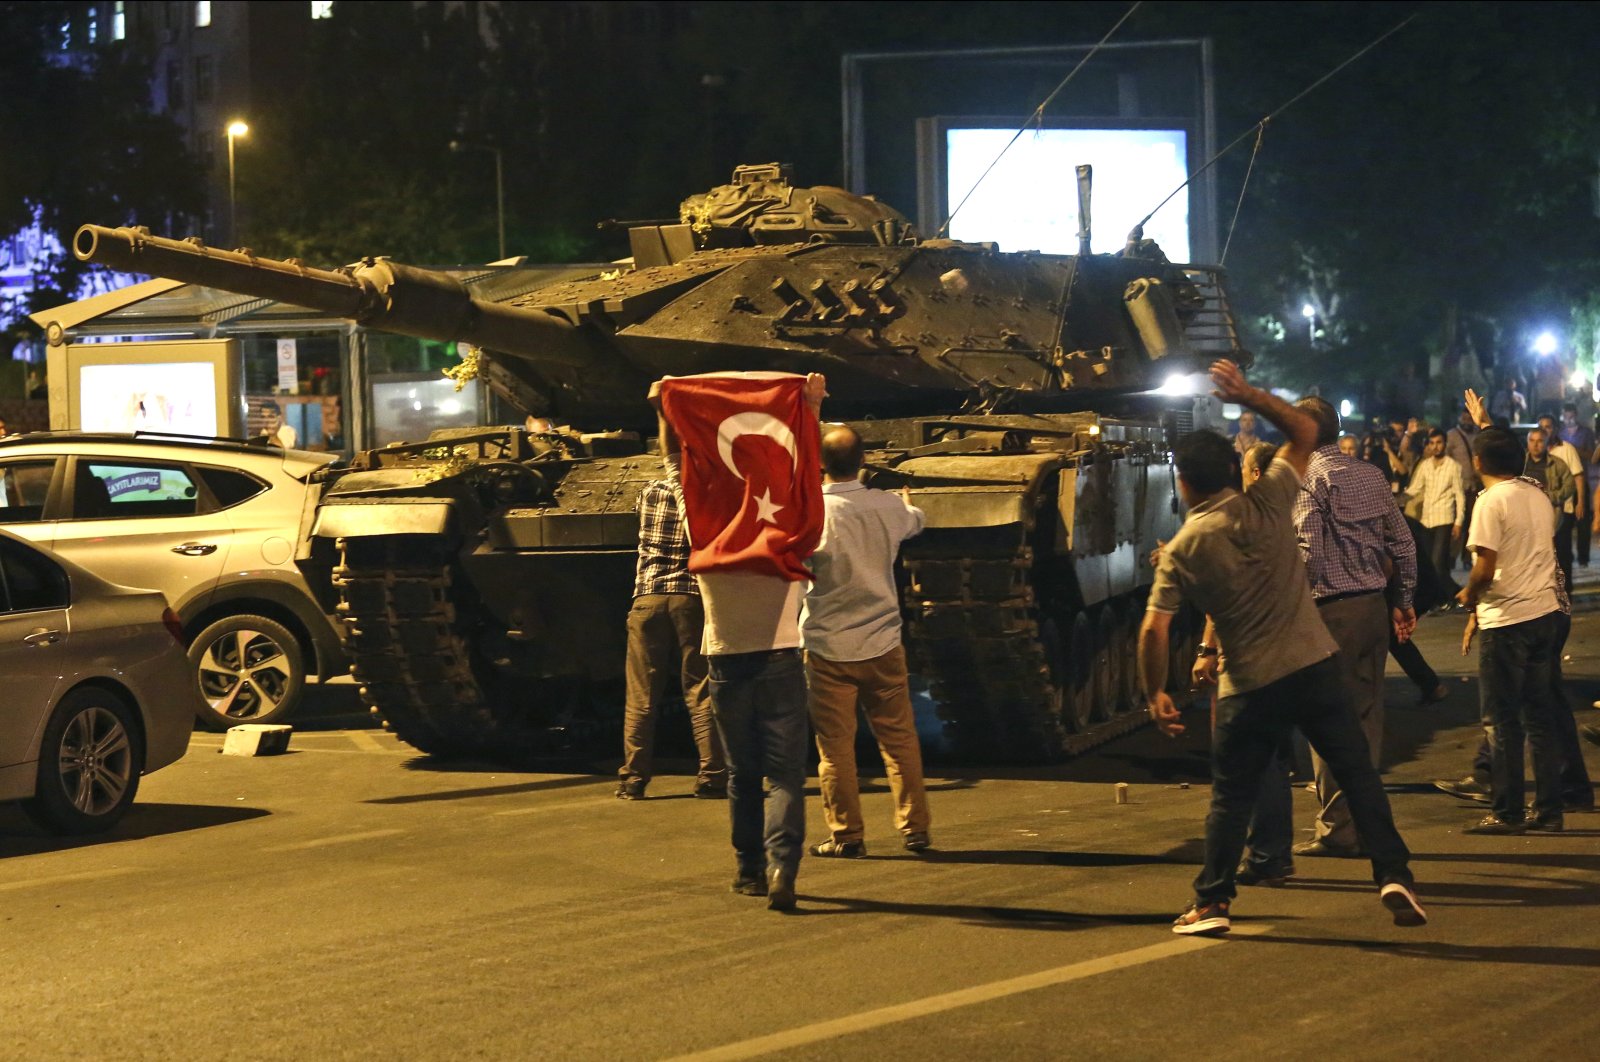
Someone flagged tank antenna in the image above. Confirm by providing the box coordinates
[1076,165,1093,256]
[1127,10,1420,252]
[936,1,1143,239]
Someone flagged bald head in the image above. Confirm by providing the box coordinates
[820,425,864,481]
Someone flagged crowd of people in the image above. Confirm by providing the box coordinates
[1282,394,1595,602]
[605,360,1589,937]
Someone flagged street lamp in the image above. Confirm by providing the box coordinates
[226,120,249,247]
[450,140,506,261]
[1301,302,1316,346]
[1532,331,1558,357]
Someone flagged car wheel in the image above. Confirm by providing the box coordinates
[23,686,145,835]
[190,613,306,730]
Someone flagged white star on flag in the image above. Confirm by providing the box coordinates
[754,488,785,525]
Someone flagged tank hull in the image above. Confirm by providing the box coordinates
[308,411,1200,764]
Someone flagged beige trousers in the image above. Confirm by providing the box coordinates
[805,645,930,843]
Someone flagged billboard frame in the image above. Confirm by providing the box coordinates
[841,39,1218,263]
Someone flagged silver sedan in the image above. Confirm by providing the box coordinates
[0,529,196,833]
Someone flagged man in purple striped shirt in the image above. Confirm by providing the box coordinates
[1287,399,1418,858]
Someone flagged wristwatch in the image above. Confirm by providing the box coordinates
[1196,645,1219,657]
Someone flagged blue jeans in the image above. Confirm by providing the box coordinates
[1196,656,1412,903]
[1478,611,1566,824]
[707,649,808,878]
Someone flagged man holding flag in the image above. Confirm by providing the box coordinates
[652,371,827,912]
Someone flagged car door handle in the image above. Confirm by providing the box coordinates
[172,543,219,556]
[23,628,61,647]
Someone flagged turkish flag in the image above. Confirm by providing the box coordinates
[659,372,824,581]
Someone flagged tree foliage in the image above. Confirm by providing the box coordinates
[0,1,202,311]
[14,0,1596,410]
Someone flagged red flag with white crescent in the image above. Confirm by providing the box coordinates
[659,372,823,581]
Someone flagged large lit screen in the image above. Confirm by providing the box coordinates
[945,127,1189,259]
[78,362,219,436]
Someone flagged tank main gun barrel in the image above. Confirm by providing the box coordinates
[72,225,595,368]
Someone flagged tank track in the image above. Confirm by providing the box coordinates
[902,530,1167,764]
[333,536,538,762]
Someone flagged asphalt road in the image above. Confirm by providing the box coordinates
[2,610,1597,1060]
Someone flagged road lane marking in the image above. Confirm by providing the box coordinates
[492,796,616,817]
[263,829,406,852]
[186,737,409,756]
[345,730,388,753]
[0,867,144,892]
[667,924,1270,1062]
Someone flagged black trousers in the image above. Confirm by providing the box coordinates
[1422,523,1459,597]
[1554,514,1575,596]
[1194,655,1413,903]
[1475,611,1566,824]
[1470,611,1593,807]
[1577,512,1591,567]
[1390,634,1439,694]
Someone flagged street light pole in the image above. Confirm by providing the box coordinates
[1302,302,1316,347]
[226,120,249,247]
[450,140,506,261]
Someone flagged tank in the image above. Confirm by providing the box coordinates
[74,162,1245,764]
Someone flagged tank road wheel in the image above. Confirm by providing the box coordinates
[1039,616,1070,739]
[1065,611,1097,732]
[1165,607,1192,698]
[1115,602,1142,715]
[333,535,579,764]
[1093,605,1123,721]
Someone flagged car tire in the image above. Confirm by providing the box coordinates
[23,685,146,835]
[190,613,307,731]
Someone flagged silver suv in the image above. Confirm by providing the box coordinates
[0,433,344,730]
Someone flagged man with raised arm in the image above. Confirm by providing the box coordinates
[1141,359,1425,936]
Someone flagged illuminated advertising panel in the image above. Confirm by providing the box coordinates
[918,119,1196,261]
[78,362,219,436]
[48,338,243,437]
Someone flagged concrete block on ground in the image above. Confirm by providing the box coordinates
[222,724,293,757]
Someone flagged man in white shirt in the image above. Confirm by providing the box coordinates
[801,425,930,857]
[1456,427,1566,834]
[1408,428,1467,599]
[1539,414,1584,586]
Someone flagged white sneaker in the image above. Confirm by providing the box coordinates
[1380,881,1428,927]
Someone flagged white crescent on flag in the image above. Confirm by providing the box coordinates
[715,412,797,480]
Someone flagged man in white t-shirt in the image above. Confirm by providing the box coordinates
[1456,427,1566,834]
[650,374,825,912]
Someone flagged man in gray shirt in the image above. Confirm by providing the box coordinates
[1141,359,1425,936]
